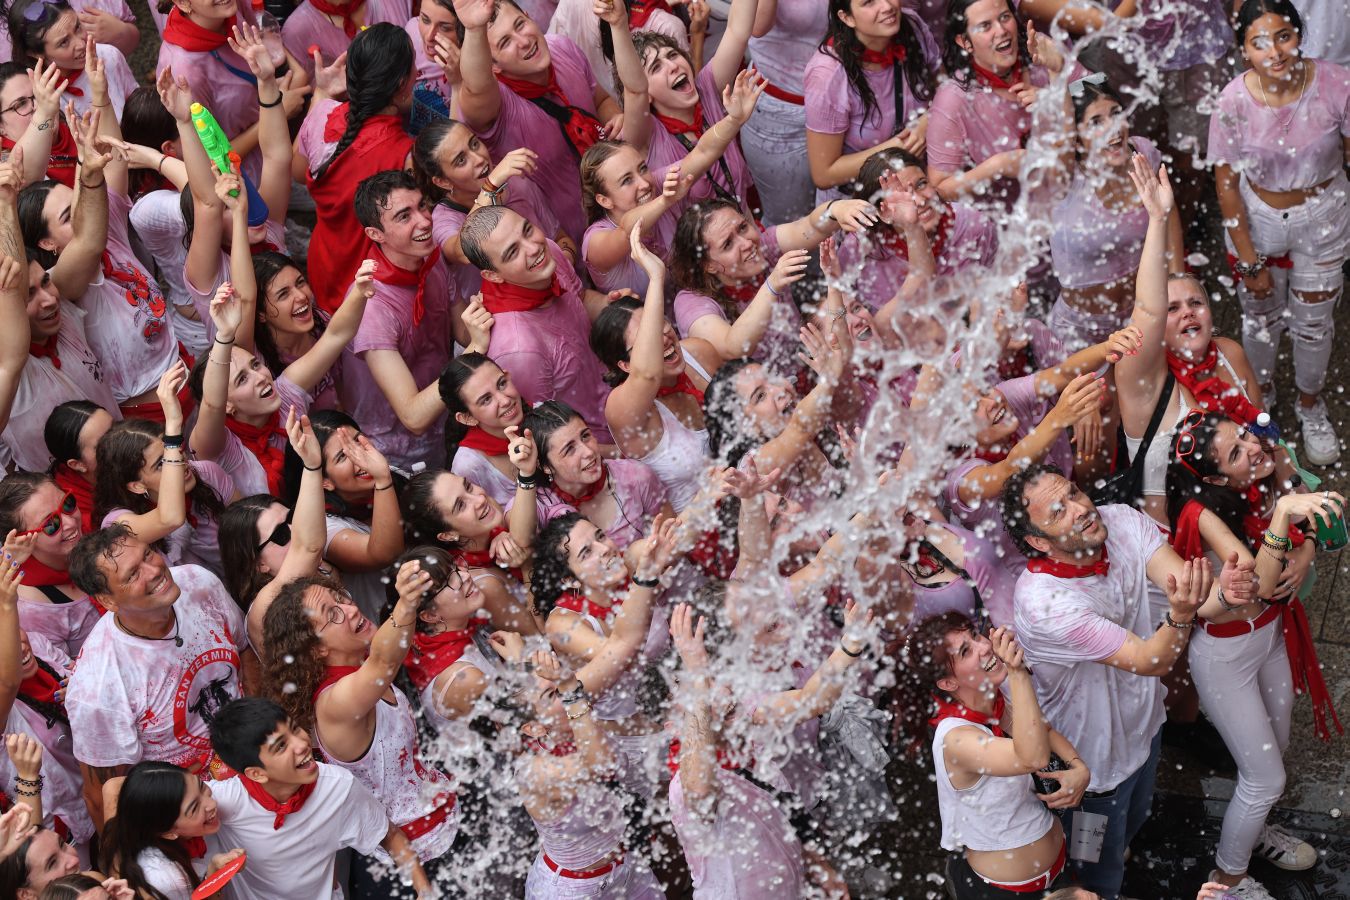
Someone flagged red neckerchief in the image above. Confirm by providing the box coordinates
[250,240,280,256]
[480,274,563,314]
[238,774,318,830]
[554,590,621,621]
[18,553,71,588]
[458,426,510,456]
[628,0,673,27]
[998,345,1035,381]
[1241,485,1306,550]
[721,274,766,306]
[860,41,907,67]
[404,621,483,691]
[226,411,287,496]
[29,334,61,370]
[54,465,95,536]
[973,62,1023,91]
[879,207,954,263]
[552,464,608,507]
[180,837,207,859]
[687,525,737,579]
[60,74,83,98]
[1165,342,1263,427]
[371,245,439,327]
[524,732,576,756]
[1026,547,1109,578]
[456,528,524,582]
[309,0,361,37]
[18,664,60,707]
[162,8,234,51]
[657,372,705,405]
[314,664,362,703]
[928,692,1005,737]
[653,101,704,138]
[974,445,1008,464]
[665,737,751,775]
[496,68,603,157]
[2,119,77,188]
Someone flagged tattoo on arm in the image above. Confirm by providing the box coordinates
[37,120,51,132]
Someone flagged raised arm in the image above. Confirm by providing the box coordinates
[256,411,328,598]
[753,324,849,475]
[940,628,1051,778]
[755,599,872,724]
[189,282,245,464]
[228,23,297,223]
[605,226,668,444]
[282,260,375,393]
[48,107,110,301]
[82,37,130,199]
[112,364,190,542]
[159,67,227,300]
[0,548,23,728]
[596,0,651,151]
[9,61,67,186]
[773,197,877,253]
[321,433,405,571]
[0,154,30,437]
[1116,153,1175,433]
[364,349,448,434]
[710,0,758,91]
[318,564,423,721]
[688,248,810,359]
[452,0,505,130]
[504,425,540,551]
[1033,326,1141,397]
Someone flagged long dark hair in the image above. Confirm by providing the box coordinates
[438,352,501,462]
[400,469,453,547]
[411,117,466,206]
[121,87,179,199]
[0,471,48,537]
[1235,0,1303,44]
[44,402,102,473]
[18,179,60,269]
[218,495,286,612]
[281,409,365,514]
[530,511,585,617]
[703,358,759,466]
[820,0,935,126]
[39,874,106,900]
[394,545,461,634]
[313,24,415,181]
[941,0,1032,90]
[1164,412,1265,543]
[99,761,201,900]
[252,252,329,379]
[6,0,74,63]
[590,296,642,386]
[879,610,975,753]
[93,419,225,528]
[521,400,584,485]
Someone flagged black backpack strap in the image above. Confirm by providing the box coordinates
[1133,371,1177,468]
[920,537,986,627]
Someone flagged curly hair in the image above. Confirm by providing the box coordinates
[821,0,935,130]
[668,198,750,320]
[394,545,461,634]
[261,576,339,737]
[878,611,976,754]
[530,511,585,618]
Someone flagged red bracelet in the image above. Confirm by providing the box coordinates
[482,177,501,193]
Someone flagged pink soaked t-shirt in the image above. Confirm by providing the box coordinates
[581,207,676,296]
[209,375,311,496]
[103,461,236,576]
[1051,136,1161,290]
[538,458,668,551]
[472,34,599,243]
[283,0,412,80]
[341,258,456,470]
[1134,0,1231,71]
[450,445,573,522]
[835,202,999,311]
[430,177,560,303]
[0,301,119,473]
[647,65,755,213]
[484,241,615,444]
[803,12,940,153]
[65,564,247,770]
[910,521,1019,629]
[747,0,826,97]
[1208,60,1350,192]
[19,588,102,661]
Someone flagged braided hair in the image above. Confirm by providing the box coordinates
[820,0,935,129]
[312,24,416,182]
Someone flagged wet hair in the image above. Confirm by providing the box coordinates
[394,545,462,634]
[400,469,453,547]
[821,0,934,132]
[411,117,472,205]
[669,198,750,316]
[0,829,39,896]
[209,697,294,773]
[252,252,329,379]
[1164,412,1260,542]
[261,576,347,736]
[43,400,104,470]
[67,521,134,598]
[590,295,642,386]
[93,419,224,528]
[354,169,421,232]
[941,0,1032,91]
[219,494,287,612]
[39,874,105,900]
[17,179,60,269]
[99,761,201,900]
[1069,77,1125,128]
[854,146,923,204]
[702,358,759,466]
[521,400,585,482]
[998,463,1064,559]
[0,471,50,537]
[6,0,74,64]
[459,205,511,271]
[1235,0,1303,44]
[438,352,500,461]
[578,140,628,223]
[529,510,586,617]
[122,87,179,199]
[313,24,416,182]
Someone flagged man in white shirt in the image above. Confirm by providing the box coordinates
[1000,464,1256,900]
[207,698,430,900]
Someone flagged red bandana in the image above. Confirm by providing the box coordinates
[861,41,907,67]
[17,553,71,588]
[18,665,60,708]
[524,732,576,756]
[721,274,766,307]
[456,528,524,582]
[309,0,361,37]
[29,335,60,370]
[665,737,751,775]
[225,411,287,496]
[239,774,318,830]
[653,101,704,139]
[315,664,362,703]
[162,8,234,51]
[657,372,705,405]
[2,118,77,188]
[53,464,95,538]
[1165,342,1263,427]
[61,79,83,99]
[627,0,673,27]
[496,68,603,157]
[404,621,483,691]
[480,274,564,314]
[554,590,621,622]
[552,463,608,507]
[372,246,439,327]
[180,836,207,859]
[458,426,510,456]
[973,62,1023,91]
[250,240,281,256]
[881,207,954,263]
[1026,548,1109,579]
[927,692,1006,737]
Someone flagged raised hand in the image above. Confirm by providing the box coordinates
[461,294,494,352]
[0,147,23,204]
[827,198,879,233]
[989,626,1026,671]
[1103,325,1143,363]
[1166,557,1211,622]
[490,530,528,569]
[338,429,392,484]
[312,49,348,99]
[487,147,537,189]
[228,22,278,84]
[1275,490,1346,534]
[718,456,780,499]
[593,0,628,28]
[0,542,23,610]
[395,556,434,604]
[29,59,68,120]
[428,34,462,87]
[819,235,841,280]
[68,105,121,179]
[5,733,43,781]
[799,320,847,382]
[633,513,680,581]
[1127,152,1174,220]
[82,35,108,104]
[768,247,810,294]
[0,806,35,860]
[2,529,38,569]
[688,0,710,36]
[488,629,525,663]
[453,0,495,31]
[157,360,189,432]
[629,221,665,280]
[505,425,538,477]
[209,281,243,339]
[213,154,246,213]
[285,407,321,470]
[878,176,921,231]
[1049,372,1105,428]
[669,602,710,672]
[839,598,874,656]
[529,647,566,684]
[353,258,377,300]
[723,66,767,124]
[156,67,194,124]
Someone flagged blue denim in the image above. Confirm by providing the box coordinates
[1056,729,1163,900]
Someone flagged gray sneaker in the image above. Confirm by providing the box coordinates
[1253,822,1319,870]
[1295,398,1341,466]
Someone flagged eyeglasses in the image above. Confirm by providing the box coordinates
[19,491,77,537]
[1,96,35,117]
[315,602,350,633]
[1173,409,1208,477]
[256,513,293,551]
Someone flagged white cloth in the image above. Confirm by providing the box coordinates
[129,190,208,357]
[932,717,1055,853]
[1293,0,1350,65]
[135,847,197,900]
[1012,504,1168,793]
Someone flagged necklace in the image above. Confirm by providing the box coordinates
[116,610,184,647]
[1255,62,1308,141]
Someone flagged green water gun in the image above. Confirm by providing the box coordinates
[190,102,240,197]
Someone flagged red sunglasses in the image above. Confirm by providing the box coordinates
[19,491,78,537]
[1173,409,1209,477]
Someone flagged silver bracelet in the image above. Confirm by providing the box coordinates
[1216,587,1240,612]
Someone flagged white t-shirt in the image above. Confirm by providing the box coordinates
[65,565,248,771]
[1012,504,1168,793]
[211,765,390,900]
[135,847,197,900]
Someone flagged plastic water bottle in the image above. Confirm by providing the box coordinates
[1250,412,1281,442]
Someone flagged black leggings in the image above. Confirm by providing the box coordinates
[945,854,1069,899]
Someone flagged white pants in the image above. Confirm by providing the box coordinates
[1189,616,1294,874]
[524,852,666,899]
[739,92,816,227]
[1231,172,1349,395]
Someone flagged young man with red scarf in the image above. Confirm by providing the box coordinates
[460,204,622,449]
[452,0,625,243]
[1001,463,1257,899]
[339,170,456,471]
[207,698,428,900]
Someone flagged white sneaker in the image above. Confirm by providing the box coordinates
[1252,822,1319,870]
[1295,399,1341,466]
[1206,871,1277,900]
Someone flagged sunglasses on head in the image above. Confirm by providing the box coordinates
[256,510,294,551]
[22,0,64,23]
[20,491,77,537]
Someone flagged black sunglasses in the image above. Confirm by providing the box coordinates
[256,512,293,551]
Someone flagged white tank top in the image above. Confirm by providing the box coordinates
[932,717,1055,853]
[419,637,502,736]
[561,609,644,721]
[635,400,711,514]
[524,777,629,869]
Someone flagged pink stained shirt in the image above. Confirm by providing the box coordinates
[835,202,999,311]
[64,564,247,770]
[581,207,676,295]
[548,0,686,96]
[18,590,103,661]
[0,301,119,474]
[340,258,455,470]
[1208,60,1350,192]
[1134,0,1232,71]
[429,177,560,303]
[538,458,668,551]
[646,65,755,212]
[909,521,1020,629]
[471,34,600,243]
[746,0,828,97]
[81,190,179,404]
[1050,136,1161,290]
[451,446,574,522]
[104,461,236,576]
[183,220,289,341]
[803,12,940,152]
[283,0,412,80]
[483,242,615,444]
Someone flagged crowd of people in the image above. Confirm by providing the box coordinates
[0,0,1344,895]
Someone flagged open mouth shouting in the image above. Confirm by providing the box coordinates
[476,161,492,181]
[296,750,318,772]
[412,227,432,244]
[291,301,312,324]
[993,36,1014,55]
[522,40,540,62]
[980,655,1000,673]
[671,72,692,93]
